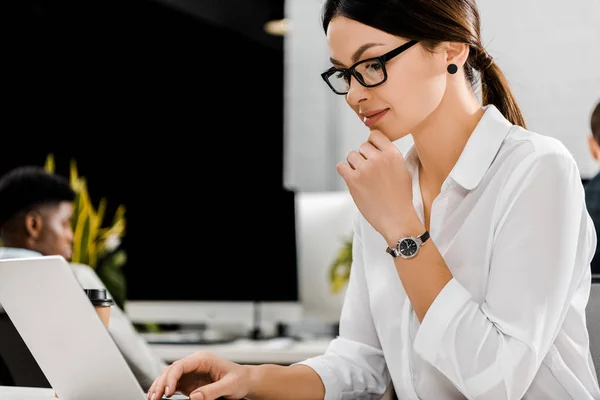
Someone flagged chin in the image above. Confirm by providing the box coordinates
[378,127,411,142]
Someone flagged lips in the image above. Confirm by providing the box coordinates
[362,109,389,127]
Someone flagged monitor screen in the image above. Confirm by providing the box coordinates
[122,187,301,326]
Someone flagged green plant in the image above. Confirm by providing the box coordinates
[44,154,128,309]
[329,235,353,294]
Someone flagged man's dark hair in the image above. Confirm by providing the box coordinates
[0,166,75,229]
[592,101,600,144]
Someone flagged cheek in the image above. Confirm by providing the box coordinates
[385,60,446,134]
[46,224,68,242]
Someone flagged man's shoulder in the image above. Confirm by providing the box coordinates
[70,263,106,290]
[585,173,600,197]
[585,172,600,189]
[584,173,600,216]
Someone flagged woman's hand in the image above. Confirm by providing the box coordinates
[147,351,250,400]
[337,130,419,243]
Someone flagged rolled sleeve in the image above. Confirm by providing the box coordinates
[413,278,472,365]
[295,356,342,400]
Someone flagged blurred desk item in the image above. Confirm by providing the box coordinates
[149,336,332,365]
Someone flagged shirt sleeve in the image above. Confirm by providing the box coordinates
[413,150,594,399]
[108,305,168,391]
[295,213,391,400]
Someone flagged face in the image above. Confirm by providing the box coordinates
[30,201,74,260]
[589,136,600,164]
[325,17,449,140]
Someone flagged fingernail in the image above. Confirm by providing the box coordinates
[150,392,155,400]
[166,386,170,396]
[190,391,203,400]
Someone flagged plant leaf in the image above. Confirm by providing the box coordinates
[328,235,353,293]
[44,154,55,173]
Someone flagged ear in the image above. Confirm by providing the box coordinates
[588,136,600,162]
[443,41,470,70]
[24,211,43,239]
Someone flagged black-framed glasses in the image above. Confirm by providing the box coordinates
[321,40,419,95]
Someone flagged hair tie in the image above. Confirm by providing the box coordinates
[480,52,494,71]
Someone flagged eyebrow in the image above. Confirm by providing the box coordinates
[329,42,386,66]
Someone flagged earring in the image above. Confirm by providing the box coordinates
[447,64,458,74]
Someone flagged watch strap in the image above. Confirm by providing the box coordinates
[386,246,401,258]
[418,230,430,245]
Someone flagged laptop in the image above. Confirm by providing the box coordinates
[0,255,187,400]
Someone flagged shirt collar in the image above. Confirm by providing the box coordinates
[0,247,44,260]
[403,104,514,190]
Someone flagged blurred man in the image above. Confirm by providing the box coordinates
[585,100,600,275]
[0,165,166,390]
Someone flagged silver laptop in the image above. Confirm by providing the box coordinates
[0,255,187,400]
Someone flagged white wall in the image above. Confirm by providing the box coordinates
[284,0,600,192]
[295,191,356,323]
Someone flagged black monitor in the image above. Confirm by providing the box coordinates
[123,187,302,333]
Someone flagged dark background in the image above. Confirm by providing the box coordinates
[1,0,299,302]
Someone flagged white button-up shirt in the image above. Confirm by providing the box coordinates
[297,105,600,399]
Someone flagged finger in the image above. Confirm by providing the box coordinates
[336,161,353,180]
[346,150,365,170]
[190,375,235,400]
[367,130,391,150]
[148,366,172,399]
[160,363,185,398]
[156,353,213,399]
[165,353,214,395]
[358,141,379,159]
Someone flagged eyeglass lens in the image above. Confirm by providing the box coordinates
[327,59,385,94]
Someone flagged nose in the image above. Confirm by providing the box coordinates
[345,75,369,107]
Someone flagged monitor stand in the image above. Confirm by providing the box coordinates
[247,302,296,341]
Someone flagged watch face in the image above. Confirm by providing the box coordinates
[399,238,418,257]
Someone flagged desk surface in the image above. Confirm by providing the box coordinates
[0,386,55,399]
[149,336,332,364]
[0,386,191,400]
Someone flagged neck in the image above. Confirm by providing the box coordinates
[412,84,484,191]
[1,235,28,250]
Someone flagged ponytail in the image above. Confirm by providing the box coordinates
[472,48,527,129]
[480,64,527,129]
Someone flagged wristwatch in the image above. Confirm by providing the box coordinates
[386,230,430,259]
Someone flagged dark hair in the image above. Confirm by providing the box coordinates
[0,166,75,228]
[321,0,527,128]
[592,101,600,144]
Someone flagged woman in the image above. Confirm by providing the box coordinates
[147,0,600,399]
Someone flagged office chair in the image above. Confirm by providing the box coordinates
[588,274,600,378]
[0,312,51,388]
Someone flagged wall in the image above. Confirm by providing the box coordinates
[284,0,600,192]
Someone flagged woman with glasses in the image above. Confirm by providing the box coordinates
[147,0,600,399]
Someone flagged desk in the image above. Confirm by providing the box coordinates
[0,386,55,399]
[149,337,332,364]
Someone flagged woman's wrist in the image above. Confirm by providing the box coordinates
[382,211,426,247]
[244,364,263,399]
